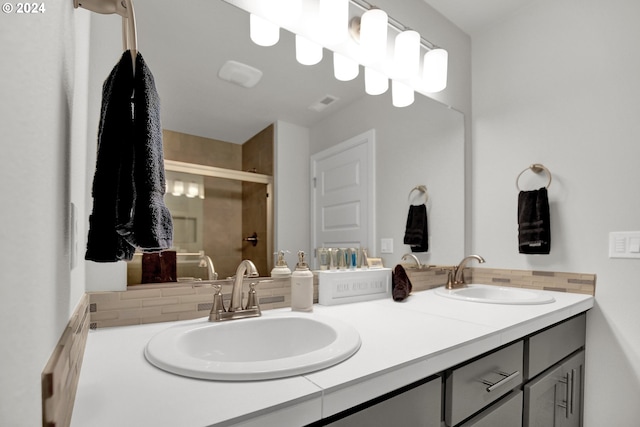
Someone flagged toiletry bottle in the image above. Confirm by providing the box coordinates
[291,250,314,312]
[270,250,292,278]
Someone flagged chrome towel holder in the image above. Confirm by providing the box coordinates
[73,0,138,73]
[408,185,429,204]
[516,163,552,191]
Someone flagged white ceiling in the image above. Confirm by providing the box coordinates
[131,0,523,144]
[424,0,534,35]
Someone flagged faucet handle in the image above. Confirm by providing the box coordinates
[209,285,226,321]
[245,282,258,310]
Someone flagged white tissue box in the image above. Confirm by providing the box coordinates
[317,268,392,306]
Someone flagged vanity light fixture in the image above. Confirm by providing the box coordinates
[227,0,448,107]
[422,48,448,93]
[186,182,199,198]
[364,66,388,95]
[393,29,420,79]
[171,180,184,197]
[318,0,349,45]
[359,8,388,65]
[296,34,323,65]
[250,14,280,46]
[333,52,359,81]
[392,80,414,107]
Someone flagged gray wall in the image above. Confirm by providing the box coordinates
[470,0,640,424]
[0,4,91,425]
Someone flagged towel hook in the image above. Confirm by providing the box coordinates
[516,163,552,191]
[408,185,429,204]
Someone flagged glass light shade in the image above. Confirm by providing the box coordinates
[186,182,199,198]
[394,30,420,79]
[172,180,184,197]
[319,0,349,45]
[360,8,388,64]
[250,14,280,47]
[165,178,172,194]
[422,48,448,92]
[198,182,205,199]
[333,52,359,81]
[392,80,414,107]
[364,66,388,95]
[296,35,323,66]
[270,0,302,24]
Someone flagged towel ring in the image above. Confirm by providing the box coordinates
[516,164,552,191]
[408,185,429,204]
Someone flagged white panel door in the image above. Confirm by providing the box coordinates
[311,130,375,268]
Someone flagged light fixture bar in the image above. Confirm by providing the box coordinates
[348,0,440,51]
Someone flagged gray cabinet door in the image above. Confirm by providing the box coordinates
[524,350,584,427]
[326,376,441,427]
[461,391,523,427]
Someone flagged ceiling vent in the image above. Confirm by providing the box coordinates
[218,60,263,88]
[308,94,339,112]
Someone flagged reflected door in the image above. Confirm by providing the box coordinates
[311,130,375,268]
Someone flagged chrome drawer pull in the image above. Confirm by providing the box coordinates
[480,370,521,392]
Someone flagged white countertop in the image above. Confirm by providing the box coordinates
[72,288,593,427]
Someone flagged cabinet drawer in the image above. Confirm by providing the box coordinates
[525,314,586,379]
[446,341,523,426]
[460,390,523,427]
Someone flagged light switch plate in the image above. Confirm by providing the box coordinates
[380,238,394,254]
[609,231,640,259]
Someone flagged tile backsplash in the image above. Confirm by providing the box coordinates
[89,278,297,329]
[89,267,595,329]
[42,294,90,427]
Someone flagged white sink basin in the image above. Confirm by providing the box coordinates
[144,312,361,381]
[435,284,555,305]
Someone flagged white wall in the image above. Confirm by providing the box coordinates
[309,93,465,267]
[471,0,640,424]
[274,121,311,268]
[0,4,91,425]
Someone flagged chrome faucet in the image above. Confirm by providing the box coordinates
[447,255,485,289]
[229,260,259,312]
[209,260,260,322]
[401,253,422,269]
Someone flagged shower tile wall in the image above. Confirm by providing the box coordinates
[242,125,274,275]
[163,129,243,278]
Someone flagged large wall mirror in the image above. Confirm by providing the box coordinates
[89,0,465,287]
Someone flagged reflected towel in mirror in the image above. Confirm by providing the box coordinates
[403,204,428,252]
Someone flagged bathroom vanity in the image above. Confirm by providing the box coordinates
[71,287,592,427]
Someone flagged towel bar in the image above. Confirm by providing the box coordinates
[73,0,138,71]
[516,164,552,191]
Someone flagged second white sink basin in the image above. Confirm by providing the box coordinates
[435,284,555,305]
[144,311,361,381]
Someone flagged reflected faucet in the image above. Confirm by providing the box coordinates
[401,253,422,269]
[448,255,485,289]
[198,251,218,281]
[229,260,259,312]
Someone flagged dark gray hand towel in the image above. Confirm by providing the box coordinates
[117,52,173,251]
[86,51,173,262]
[404,204,428,252]
[518,187,550,254]
[86,51,136,262]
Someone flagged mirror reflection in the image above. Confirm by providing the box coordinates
[92,0,467,287]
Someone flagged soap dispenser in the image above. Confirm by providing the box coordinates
[270,250,292,278]
[291,250,313,312]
